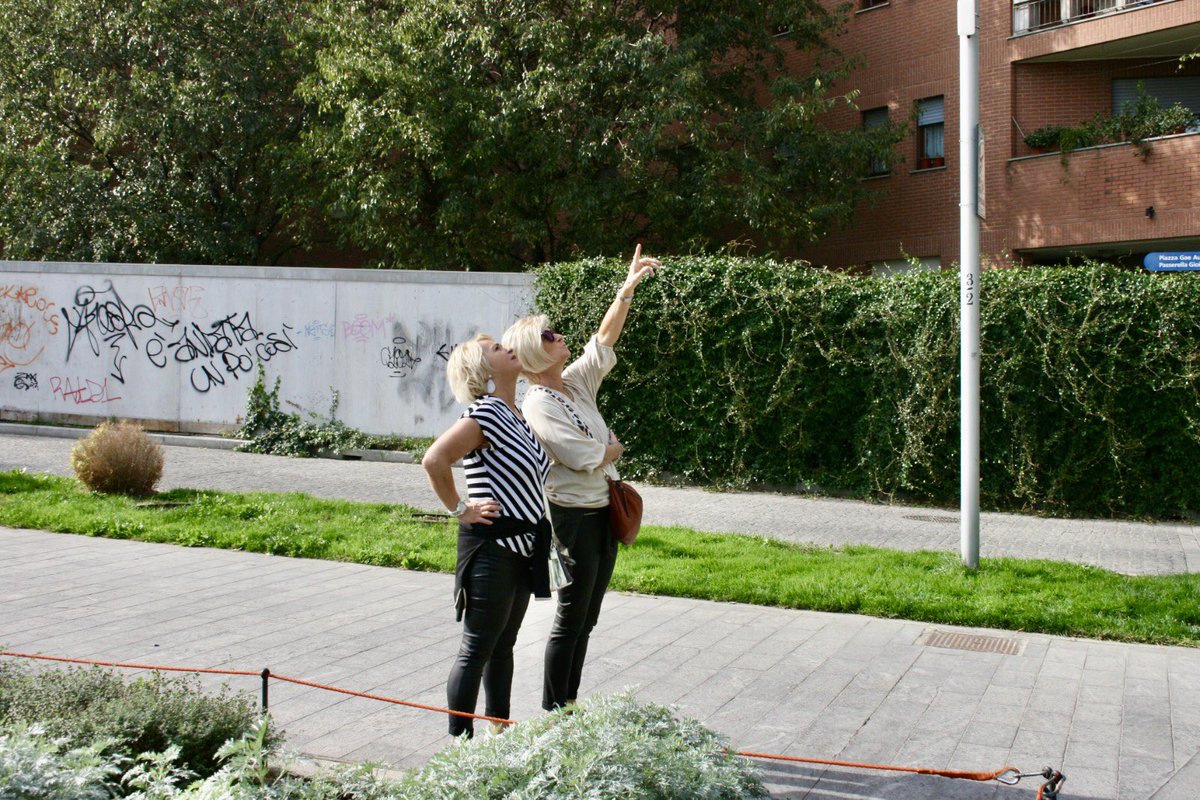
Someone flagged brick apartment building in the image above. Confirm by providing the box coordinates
[795,0,1200,273]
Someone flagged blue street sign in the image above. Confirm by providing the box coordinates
[1144,252,1200,272]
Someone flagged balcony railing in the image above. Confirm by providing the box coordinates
[1012,0,1163,35]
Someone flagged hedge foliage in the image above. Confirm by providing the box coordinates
[535,258,1200,517]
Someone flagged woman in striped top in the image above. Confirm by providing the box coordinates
[422,333,551,738]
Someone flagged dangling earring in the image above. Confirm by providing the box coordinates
[486,376,496,394]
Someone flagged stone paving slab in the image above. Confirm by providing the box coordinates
[3,429,1198,575]
[3,527,1198,799]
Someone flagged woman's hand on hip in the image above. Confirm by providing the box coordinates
[461,499,501,525]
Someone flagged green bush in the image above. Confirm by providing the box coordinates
[394,692,766,799]
[0,661,273,782]
[536,257,1200,517]
[236,365,371,457]
[236,365,431,458]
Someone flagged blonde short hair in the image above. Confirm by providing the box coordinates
[502,314,558,375]
[446,334,494,403]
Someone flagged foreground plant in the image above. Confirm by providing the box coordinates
[0,724,121,800]
[0,660,273,781]
[394,692,766,799]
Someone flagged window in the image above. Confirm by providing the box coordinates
[1113,77,1200,121]
[861,0,889,8]
[863,107,890,176]
[916,96,945,170]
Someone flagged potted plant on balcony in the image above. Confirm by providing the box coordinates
[1023,85,1198,166]
[1023,125,1065,154]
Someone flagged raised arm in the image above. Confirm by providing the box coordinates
[421,417,500,525]
[596,244,660,348]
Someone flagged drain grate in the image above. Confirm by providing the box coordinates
[922,630,1024,656]
[903,514,958,524]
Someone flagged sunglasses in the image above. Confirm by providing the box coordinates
[540,328,559,343]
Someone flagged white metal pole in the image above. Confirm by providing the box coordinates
[958,0,981,569]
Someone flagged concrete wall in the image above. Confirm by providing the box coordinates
[0,261,534,437]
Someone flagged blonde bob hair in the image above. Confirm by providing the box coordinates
[446,334,495,403]
[502,314,558,376]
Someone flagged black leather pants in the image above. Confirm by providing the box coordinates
[446,541,532,737]
[543,503,618,710]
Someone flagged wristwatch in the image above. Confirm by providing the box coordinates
[451,499,468,518]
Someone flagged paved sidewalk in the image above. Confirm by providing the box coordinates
[3,430,1199,575]
[3,429,1200,797]
[3,527,1198,799]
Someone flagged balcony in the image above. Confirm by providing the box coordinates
[1003,132,1200,253]
[1012,0,1169,36]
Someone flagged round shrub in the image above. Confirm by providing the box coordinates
[70,421,164,496]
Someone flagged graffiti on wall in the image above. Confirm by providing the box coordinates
[343,313,395,343]
[169,313,297,393]
[292,320,336,340]
[60,280,298,393]
[49,375,122,405]
[1,265,532,436]
[147,284,208,319]
[0,284,59,372]
[384,320,462,420]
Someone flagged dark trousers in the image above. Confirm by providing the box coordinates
[447,541,531,737]
[543,503,618,710]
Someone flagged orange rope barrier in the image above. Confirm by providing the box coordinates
[268,673,513,725]
[734,750,1011,781]
[0,650,1061,794]
[0,650,260,677]
[0,650,507,724]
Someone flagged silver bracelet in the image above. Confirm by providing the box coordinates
[618,293,633,303]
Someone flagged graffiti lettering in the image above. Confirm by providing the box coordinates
[166,313,296,393]
[382,337,422,378]
[49,375,122,405]
[0,284,59,334]
[1,284,58,372]
[60,282,298,394]
[61,281,179,383]
[13,372,38,391]
[343,313,395,343]
[292,320,335,340]
[386,320,463,415]
[147,284,207,319]
[0,317,35,350]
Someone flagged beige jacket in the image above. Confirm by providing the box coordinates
[521,336,618,508]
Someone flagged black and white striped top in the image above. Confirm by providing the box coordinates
[463,396,550,556]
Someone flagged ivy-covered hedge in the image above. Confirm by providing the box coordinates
[535,258,1200,517]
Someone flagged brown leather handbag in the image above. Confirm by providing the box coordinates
[607,476,643,546]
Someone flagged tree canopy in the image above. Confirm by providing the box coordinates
[0,0,903,270]
[0,0,310,265]
[298,0,903,270]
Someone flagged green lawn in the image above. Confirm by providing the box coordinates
[3,470,1197,646]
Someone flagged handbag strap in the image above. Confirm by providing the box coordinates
[530,383,619,483]
[530,384,595,440]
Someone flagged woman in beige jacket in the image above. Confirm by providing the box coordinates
[502,245,659,710]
